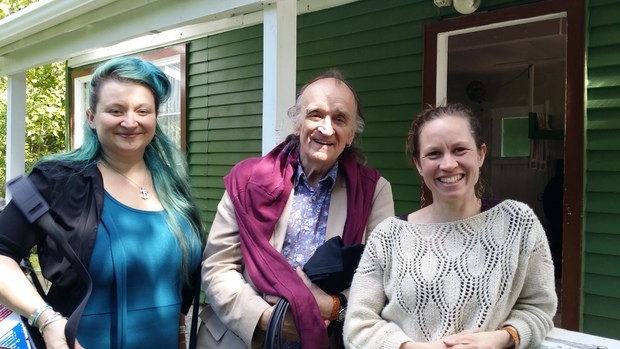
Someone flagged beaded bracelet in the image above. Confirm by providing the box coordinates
[39,312,66,334]
[502,326,520,349]
[329,295,340,321]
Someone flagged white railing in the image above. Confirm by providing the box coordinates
[538,328,620,349]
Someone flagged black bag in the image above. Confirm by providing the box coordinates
[262,297,289,349]
[262,236,365,349]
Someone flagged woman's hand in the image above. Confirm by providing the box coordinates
[400,339,450,349]
[42,318,85,349]
[442,328,510,349]
[400,329,483,349]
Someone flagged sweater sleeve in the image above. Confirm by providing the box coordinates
[502,204,557,349]
[344,220,413,349]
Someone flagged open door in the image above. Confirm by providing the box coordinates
[422,0,585,331]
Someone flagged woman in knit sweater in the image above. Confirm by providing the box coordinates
[343,103,557,349]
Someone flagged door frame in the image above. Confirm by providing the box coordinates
[422,0,585,331]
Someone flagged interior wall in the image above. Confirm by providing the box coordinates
[447,61,566,227]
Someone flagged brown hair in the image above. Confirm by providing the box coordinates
[406,103,484,162]
[406,103,487,198]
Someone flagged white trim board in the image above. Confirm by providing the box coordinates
[0,0,360,75]
[539,328,620,349]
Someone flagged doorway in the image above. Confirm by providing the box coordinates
[448,16,567,326]
[422,0,586,331]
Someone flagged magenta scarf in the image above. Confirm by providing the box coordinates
[224,136,380,348]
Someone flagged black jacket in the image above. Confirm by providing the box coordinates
[0,161,195,316]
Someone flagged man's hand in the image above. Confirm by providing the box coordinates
[296,266,333,321]
[258,300,301,341]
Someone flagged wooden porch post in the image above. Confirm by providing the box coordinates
[262,0,296,156]
[5,71,27,200]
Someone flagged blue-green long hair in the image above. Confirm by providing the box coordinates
[37,57,205,282]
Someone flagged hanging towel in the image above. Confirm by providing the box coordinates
[529,112,549,170]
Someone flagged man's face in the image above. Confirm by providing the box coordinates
[295,78,356,175]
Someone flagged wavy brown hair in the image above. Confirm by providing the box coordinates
[406,103,487,198]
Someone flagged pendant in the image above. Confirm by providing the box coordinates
[140,187,150,200]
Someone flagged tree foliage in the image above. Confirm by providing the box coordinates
[0,0,34,19]
[1,0,66,197]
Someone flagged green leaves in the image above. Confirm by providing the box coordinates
[0,60,66,198]
[0,0,37,20]
[1,0,63,198]
[24,62,67,162]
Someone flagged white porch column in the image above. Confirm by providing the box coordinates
[5,72,27,201]
[262,0,296,155]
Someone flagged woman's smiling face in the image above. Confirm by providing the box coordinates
[87,80,157,160]
[414,115,486,204]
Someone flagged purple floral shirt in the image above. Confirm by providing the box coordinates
[280,161,338,349]
[281,161,338,270]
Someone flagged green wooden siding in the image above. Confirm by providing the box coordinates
[182,0,620,338]
[185,0,548,222]
[296,0,432,214]
[186,26,263,230]
[295,0,550,214]
[584,0,620,338]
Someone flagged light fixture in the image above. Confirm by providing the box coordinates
[433,0,453,8]
[453,0,481,14]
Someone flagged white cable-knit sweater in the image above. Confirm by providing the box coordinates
[343,200,557,349]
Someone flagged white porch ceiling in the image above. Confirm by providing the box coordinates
[0,0,357,76]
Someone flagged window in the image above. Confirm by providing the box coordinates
[151,57,182,148]
[501,116,529,157]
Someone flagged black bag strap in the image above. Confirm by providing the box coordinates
[20,258,47,299]
[7,175,93,349]
[263,297,289,349]
[188,270,200,349]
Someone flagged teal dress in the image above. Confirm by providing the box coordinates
[78,192,201,348]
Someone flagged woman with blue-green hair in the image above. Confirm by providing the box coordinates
[0,56,205,348]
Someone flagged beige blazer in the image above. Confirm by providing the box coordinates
[199,174,394,349]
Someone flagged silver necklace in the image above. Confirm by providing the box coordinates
[100,160,150,200]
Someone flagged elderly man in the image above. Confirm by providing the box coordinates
[199,69,394,349]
